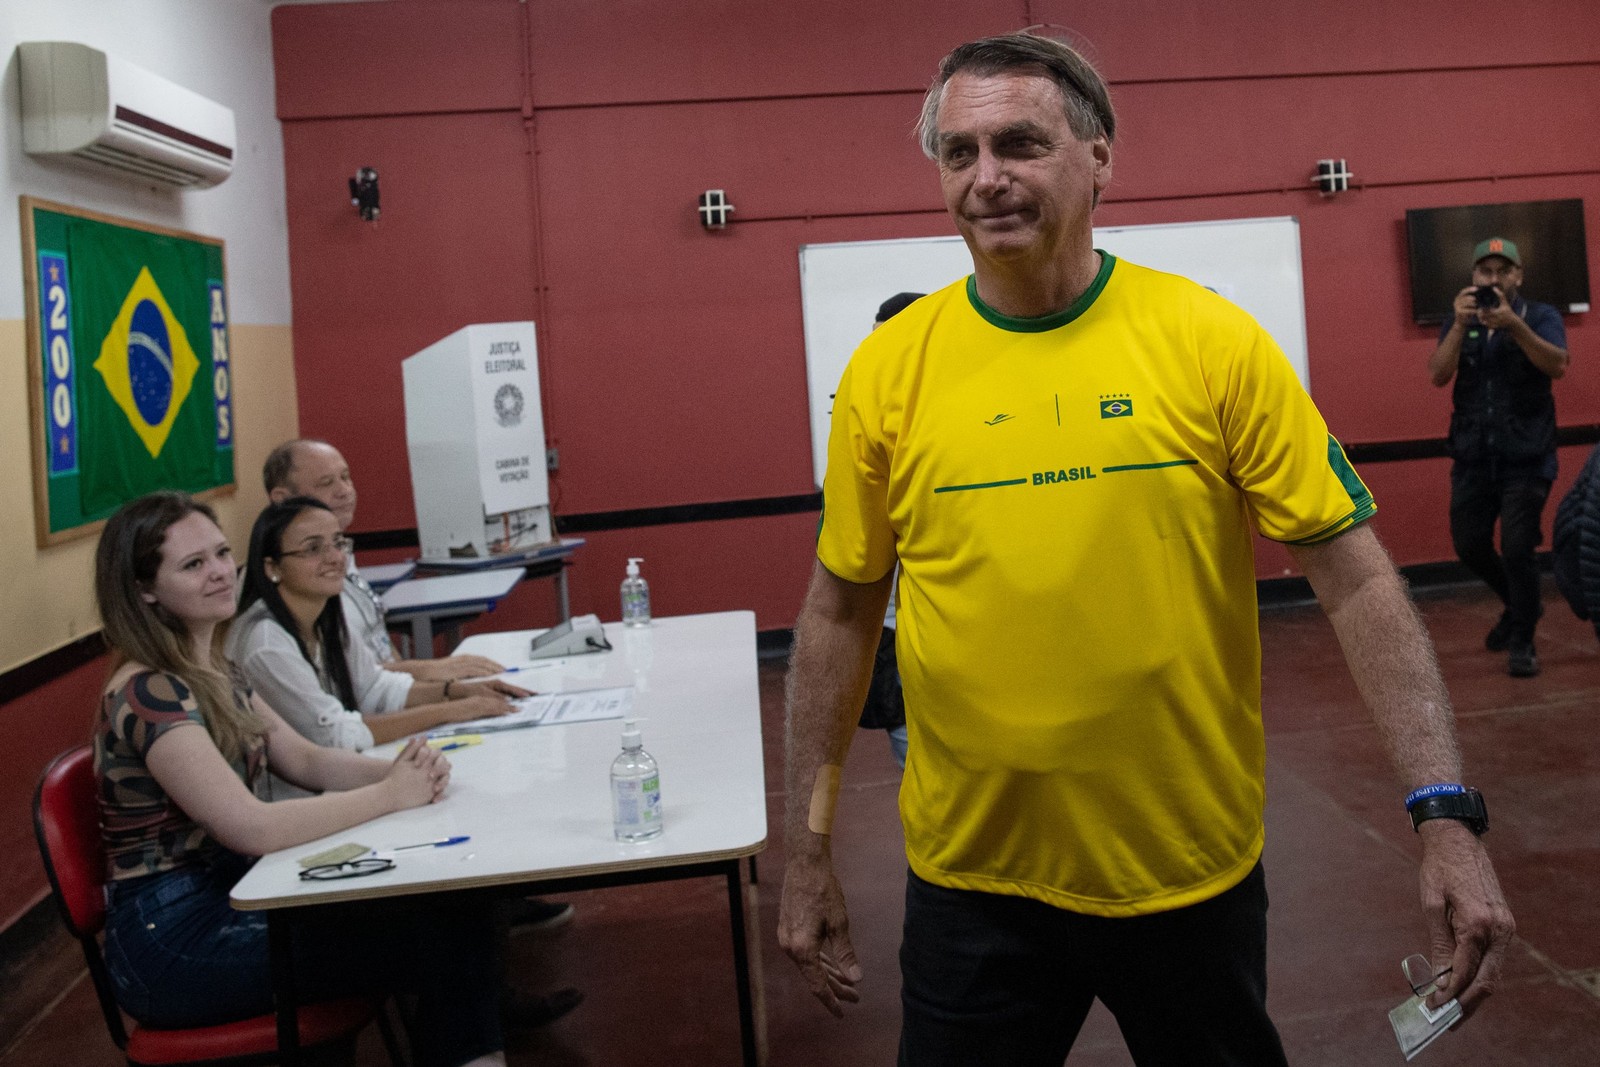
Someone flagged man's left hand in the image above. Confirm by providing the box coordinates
[1478,293,1521,330]
[1417,819,1515,1017]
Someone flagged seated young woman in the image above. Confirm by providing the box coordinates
[229,497,585,1007]
[226,496,529,753]
[93,491,506,1067]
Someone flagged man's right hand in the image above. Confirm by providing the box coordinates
[778,562,891,1017]
[778,852,863,1017]
[1452,285,1482,325]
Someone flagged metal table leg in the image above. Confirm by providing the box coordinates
[726,861,759,1067]
[410,616,435,659]
[442,619,464,651]
[268,911,302,1065]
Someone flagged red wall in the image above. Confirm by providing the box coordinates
[271,0,1600,629]
[4,0,1596,948]
[0,657,109,931]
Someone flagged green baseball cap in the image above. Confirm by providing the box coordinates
[1473,237,1521,266]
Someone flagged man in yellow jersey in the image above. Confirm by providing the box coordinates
[778,32,1513,1066]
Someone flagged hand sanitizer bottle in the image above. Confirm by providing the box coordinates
[611,719,663,842]
[620,557,651,627]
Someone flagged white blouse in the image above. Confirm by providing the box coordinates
[226,598,413,752]
[343,556,398,665]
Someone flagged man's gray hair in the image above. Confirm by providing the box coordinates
[917,32,1116,160]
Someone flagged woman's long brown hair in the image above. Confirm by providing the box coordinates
[94,492,264,762]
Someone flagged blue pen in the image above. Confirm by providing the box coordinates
[465,664,548,681]
[387,835,470,853]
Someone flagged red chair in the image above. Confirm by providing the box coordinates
[32,745,401,1066]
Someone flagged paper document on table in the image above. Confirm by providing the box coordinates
[432,686,633,736]
[538,686,633,724]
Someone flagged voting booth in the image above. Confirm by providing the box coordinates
[402,322,551,563]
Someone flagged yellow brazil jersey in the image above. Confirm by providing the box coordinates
[819,254,1374,917]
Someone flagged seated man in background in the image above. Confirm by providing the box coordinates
[263,438,504,681]
[263,438,574,934]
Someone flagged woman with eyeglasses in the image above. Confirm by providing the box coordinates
[229,497,586,1024]
[92,491,507,1066]
[227,496,527,760]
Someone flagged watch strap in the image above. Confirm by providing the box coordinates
[1408,787,1488,835]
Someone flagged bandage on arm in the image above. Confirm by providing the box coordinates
[808,764,842,835]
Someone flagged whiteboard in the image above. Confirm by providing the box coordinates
[798,216,1309,487]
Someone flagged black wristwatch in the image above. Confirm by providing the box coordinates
[1408,786,1489,835]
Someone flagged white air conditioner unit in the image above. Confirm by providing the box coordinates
[18,42,235,189]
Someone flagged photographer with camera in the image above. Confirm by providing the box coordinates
[1430,237,1570,676]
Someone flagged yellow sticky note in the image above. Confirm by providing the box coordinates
[428,734,483,751]
[299,842,371,868]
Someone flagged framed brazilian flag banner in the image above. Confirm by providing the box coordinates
[22,197,235,546]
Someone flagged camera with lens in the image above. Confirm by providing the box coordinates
[1473,285,1501,310]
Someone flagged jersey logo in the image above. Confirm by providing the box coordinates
[1099,397,1133,419]
[984,413,1014,426]
[1032,467,1096,485]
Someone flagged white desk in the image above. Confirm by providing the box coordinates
[231,611,768,1065]
[417,537,585,622]
[355,560,415,593]
[379,569,523,654]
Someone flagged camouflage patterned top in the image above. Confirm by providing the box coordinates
[94,670,267,881]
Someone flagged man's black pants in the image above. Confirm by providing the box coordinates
[898,863,1287,1067]
[1449,462,1552,644]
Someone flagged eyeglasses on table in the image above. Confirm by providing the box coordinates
[298,856,395,881]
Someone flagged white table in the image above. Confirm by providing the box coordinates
[417,536,585,622]
[231,611,768,1065]
[379,569,524,653]
[355,560,415,592]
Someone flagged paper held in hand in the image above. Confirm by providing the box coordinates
[1389,992,1461,1061]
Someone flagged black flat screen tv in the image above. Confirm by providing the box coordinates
[1404,198,1590,325]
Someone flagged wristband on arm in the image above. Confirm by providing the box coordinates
[1405,783,1488,835]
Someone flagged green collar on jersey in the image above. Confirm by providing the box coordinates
[966,251,1116,333]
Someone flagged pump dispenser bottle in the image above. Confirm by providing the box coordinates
[611,718,662,842]
[620,557,651,626]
